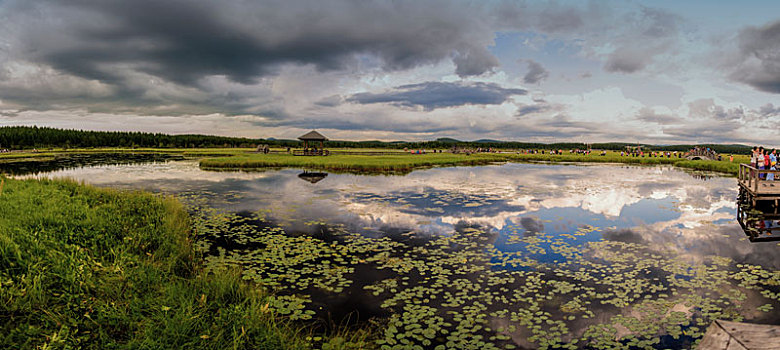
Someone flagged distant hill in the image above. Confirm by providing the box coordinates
[474,139,504,143]
[435,137,462,143]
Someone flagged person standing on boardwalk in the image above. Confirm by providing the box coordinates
[769,149,777,182]
[751,147,758,167]
[763,150,770,180]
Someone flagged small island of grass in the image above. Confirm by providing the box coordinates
[199,152,510,174]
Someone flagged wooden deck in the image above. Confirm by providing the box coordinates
[292,149,330,156]
[738,164,780,205]
[699,319,780,350]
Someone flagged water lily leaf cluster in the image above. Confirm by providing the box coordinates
[182,192,780,349]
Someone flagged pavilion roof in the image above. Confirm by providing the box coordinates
[298,130,328,141]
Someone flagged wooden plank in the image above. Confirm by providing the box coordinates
[700,322,732,350]
[727,340,749,350]
[713,320,780,350]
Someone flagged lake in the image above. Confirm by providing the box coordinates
[11,157,780,349]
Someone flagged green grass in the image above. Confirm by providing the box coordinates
[673,159,740,174]
[502,152,743,175]
[1,147,747,175]
[503,152,680,165]
[200,150,745,175]
[0,176,367,349]
[199,153,509,174]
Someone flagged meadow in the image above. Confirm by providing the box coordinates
[199,150,747,175]
[0,176,368,349]
[0,149,773,349]
[199,152,510,174]
[1,148,749,176]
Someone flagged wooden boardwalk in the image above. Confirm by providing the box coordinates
[738,164,780,206]
[699,319,780,350]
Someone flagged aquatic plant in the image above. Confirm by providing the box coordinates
[190,198,780,350]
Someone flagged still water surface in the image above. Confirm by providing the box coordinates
[13,158,780,349]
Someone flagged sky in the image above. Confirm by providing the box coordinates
[0,0,779,145]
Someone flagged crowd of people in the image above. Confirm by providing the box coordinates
[619,150,683,158]
[518,149,572,155]
[450,147,497,154]
[409,149,434,154]
[687,146,719,160]
[751,146,778,181]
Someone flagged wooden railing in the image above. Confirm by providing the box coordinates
[738,163,780,194]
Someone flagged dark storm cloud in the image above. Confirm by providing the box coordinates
[731,20,780,93]
[10,0,500,87]
[523,60,549,84]
[345,81,526,111]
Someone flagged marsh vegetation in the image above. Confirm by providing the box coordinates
[200,151,745,175]
[0,176,369,349]
[5,157,778,349]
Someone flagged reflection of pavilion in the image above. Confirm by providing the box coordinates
[298,171,328,184]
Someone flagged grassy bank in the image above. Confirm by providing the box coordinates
[200,151,746,175]
[0,176,363,349]
[502,152,745,175]
[199,153,509,173]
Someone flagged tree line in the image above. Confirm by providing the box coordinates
[0,126,752,154]
[0,126,262,149]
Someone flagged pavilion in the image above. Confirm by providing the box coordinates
[296,130,329,156]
